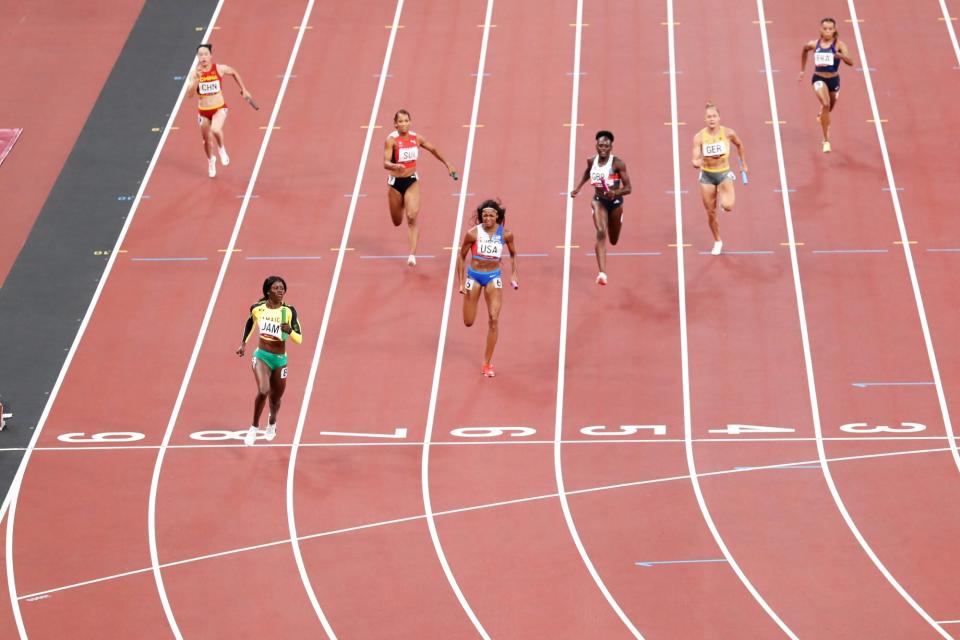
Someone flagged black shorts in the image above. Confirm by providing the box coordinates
[388,174,418,195]
[812,74,840,93]
[593,195,623,214]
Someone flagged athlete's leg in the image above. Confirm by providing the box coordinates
[267,364,287,425]
[699,182,721,241]
[607,206,624,245]
[717,178,736,213]
[482,284,503,366]
[462,278,483,327]
[403,181,422,257]
[250,357,272,427]
[591,200,608,274]
[209,108,228,151]
[828,90,839,112]
[813,80,832,141]
[199,116,214,159]
[387,185,405,226]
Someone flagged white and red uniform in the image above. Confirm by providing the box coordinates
[389,130,419,171]
[589,154,621,192]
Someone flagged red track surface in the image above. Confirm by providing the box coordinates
[5,0,960,637]
[0,0,146,285]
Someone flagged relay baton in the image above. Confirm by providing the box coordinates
[244,95,261,111]
[739,158,748,185]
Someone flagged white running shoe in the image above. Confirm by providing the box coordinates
[219,146,230,166]
[711,241,723,256]
[243,426,258,446]
[407,254,417,266]
[208,156,217,178]
[822,140,831,153]
[265,423,277,441]
[596,272,607,286]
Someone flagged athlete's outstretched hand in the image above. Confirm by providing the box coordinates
[569,188,580,198]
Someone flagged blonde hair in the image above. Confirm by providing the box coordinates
[704,102,719,114]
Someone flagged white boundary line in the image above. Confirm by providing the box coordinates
[666,1,798,637]
[756,1,950,637]
[284,1,405,637]
[419,1,495,637]
[553,2,645,638]
[848,1,960,479]
[1,2,229,637]
[143,1,321,637]
[16,445,951,603]
[937,0,960,64]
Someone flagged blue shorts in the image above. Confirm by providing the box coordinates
[812,74,840,93]
[466,267,502,289]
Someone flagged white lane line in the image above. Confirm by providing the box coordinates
[849,0,960,482]
[144,2,321,637]
[18,445,951,603]
[937,0,960,65]
[419,2,495,637]
[757,1,950,637]
[554,2,645,638]
[1,2,230,637]
[283,2,405,638]
[668,0,797,637]
[6,433,955,453]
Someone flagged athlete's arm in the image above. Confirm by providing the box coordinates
[728,129,747,174]
[504,230,519,288]
[419,137,458,178]
[457,228,477,294]
[611,158,632,198]
[691,133,703,169]
[283,306,303,344]
[569,158,592,197]
[236,311,255,356]
[187,67,202,97]
[836,41,855,66]
[383,138,404,172]
[220,64,251,98]
[798,40,815,81]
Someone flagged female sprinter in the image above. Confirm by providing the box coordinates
[570,130,632,285]
[457,200,518,378]
[236,276,302,446]
[798,18,854,153]
[187,43,254,178]
[383,109,458,266]
[692,103,747,256]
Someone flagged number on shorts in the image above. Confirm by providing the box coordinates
[493,277,503,289]
[464,279,474,291]
[280,366,288,379]
[839,422,926,434]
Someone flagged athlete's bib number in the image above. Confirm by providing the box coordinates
[702,142,726,157]
[259,318,282,340]
[397,146,418,163]
[199,80,221,95]
[477,241,502,259]
[814,51,835,67]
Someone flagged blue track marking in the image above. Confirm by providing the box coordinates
[852,381,935,388]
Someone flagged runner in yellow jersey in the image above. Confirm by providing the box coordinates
[692,102,747,255]
[236,276,302,446]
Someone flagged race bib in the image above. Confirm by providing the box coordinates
[477,240,502,259]
[198,79,221,95]
[397,145,418,163]
[258,318,282,340]
[814,51,834,67]
[590,171,608,188]
[702,141,726,157]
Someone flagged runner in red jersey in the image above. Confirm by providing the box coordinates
[187,43,254,178]
[383,109,458,266]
